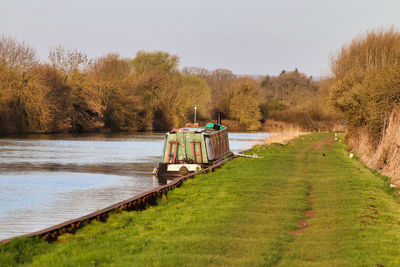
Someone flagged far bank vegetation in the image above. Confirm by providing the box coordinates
[0,35,339,134]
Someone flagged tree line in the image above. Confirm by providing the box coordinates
[0,35,337,134]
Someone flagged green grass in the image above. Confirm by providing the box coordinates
[2,133,400,266]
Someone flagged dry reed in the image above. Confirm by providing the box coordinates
[349,108,400,186]
[264,124,307,145]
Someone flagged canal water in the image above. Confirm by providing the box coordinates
[0,132,272,240]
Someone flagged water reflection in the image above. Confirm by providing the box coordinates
[0,132,272,240]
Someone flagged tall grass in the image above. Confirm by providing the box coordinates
[350,107,400,186]
[261,119,307,145]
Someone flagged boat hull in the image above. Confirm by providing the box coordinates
[158,163,203,178]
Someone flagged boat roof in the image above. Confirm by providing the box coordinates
[168,124,225,134]
[169,127,213,134]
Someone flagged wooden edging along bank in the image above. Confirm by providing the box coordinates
[0,155,234,245]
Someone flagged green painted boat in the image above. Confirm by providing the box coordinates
[157,124,231,177]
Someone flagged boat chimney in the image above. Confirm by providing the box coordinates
[193,105,199,123]
[217,112,221,125]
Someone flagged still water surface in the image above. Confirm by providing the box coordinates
[0,132,272,240]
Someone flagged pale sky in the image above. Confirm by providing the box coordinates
[1,0,400,77]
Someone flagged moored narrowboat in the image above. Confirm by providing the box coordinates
[157,123,232,177]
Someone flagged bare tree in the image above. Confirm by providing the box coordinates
[0,35,37,73]
[49,45,91,76]
[181,66,210,77]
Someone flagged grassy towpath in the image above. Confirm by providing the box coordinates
[2,132,400,266]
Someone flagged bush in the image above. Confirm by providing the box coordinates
[330,28,400,142]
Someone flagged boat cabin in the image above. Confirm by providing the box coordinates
[157,123,231,177]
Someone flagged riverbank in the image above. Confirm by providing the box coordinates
[2,133,400,266]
